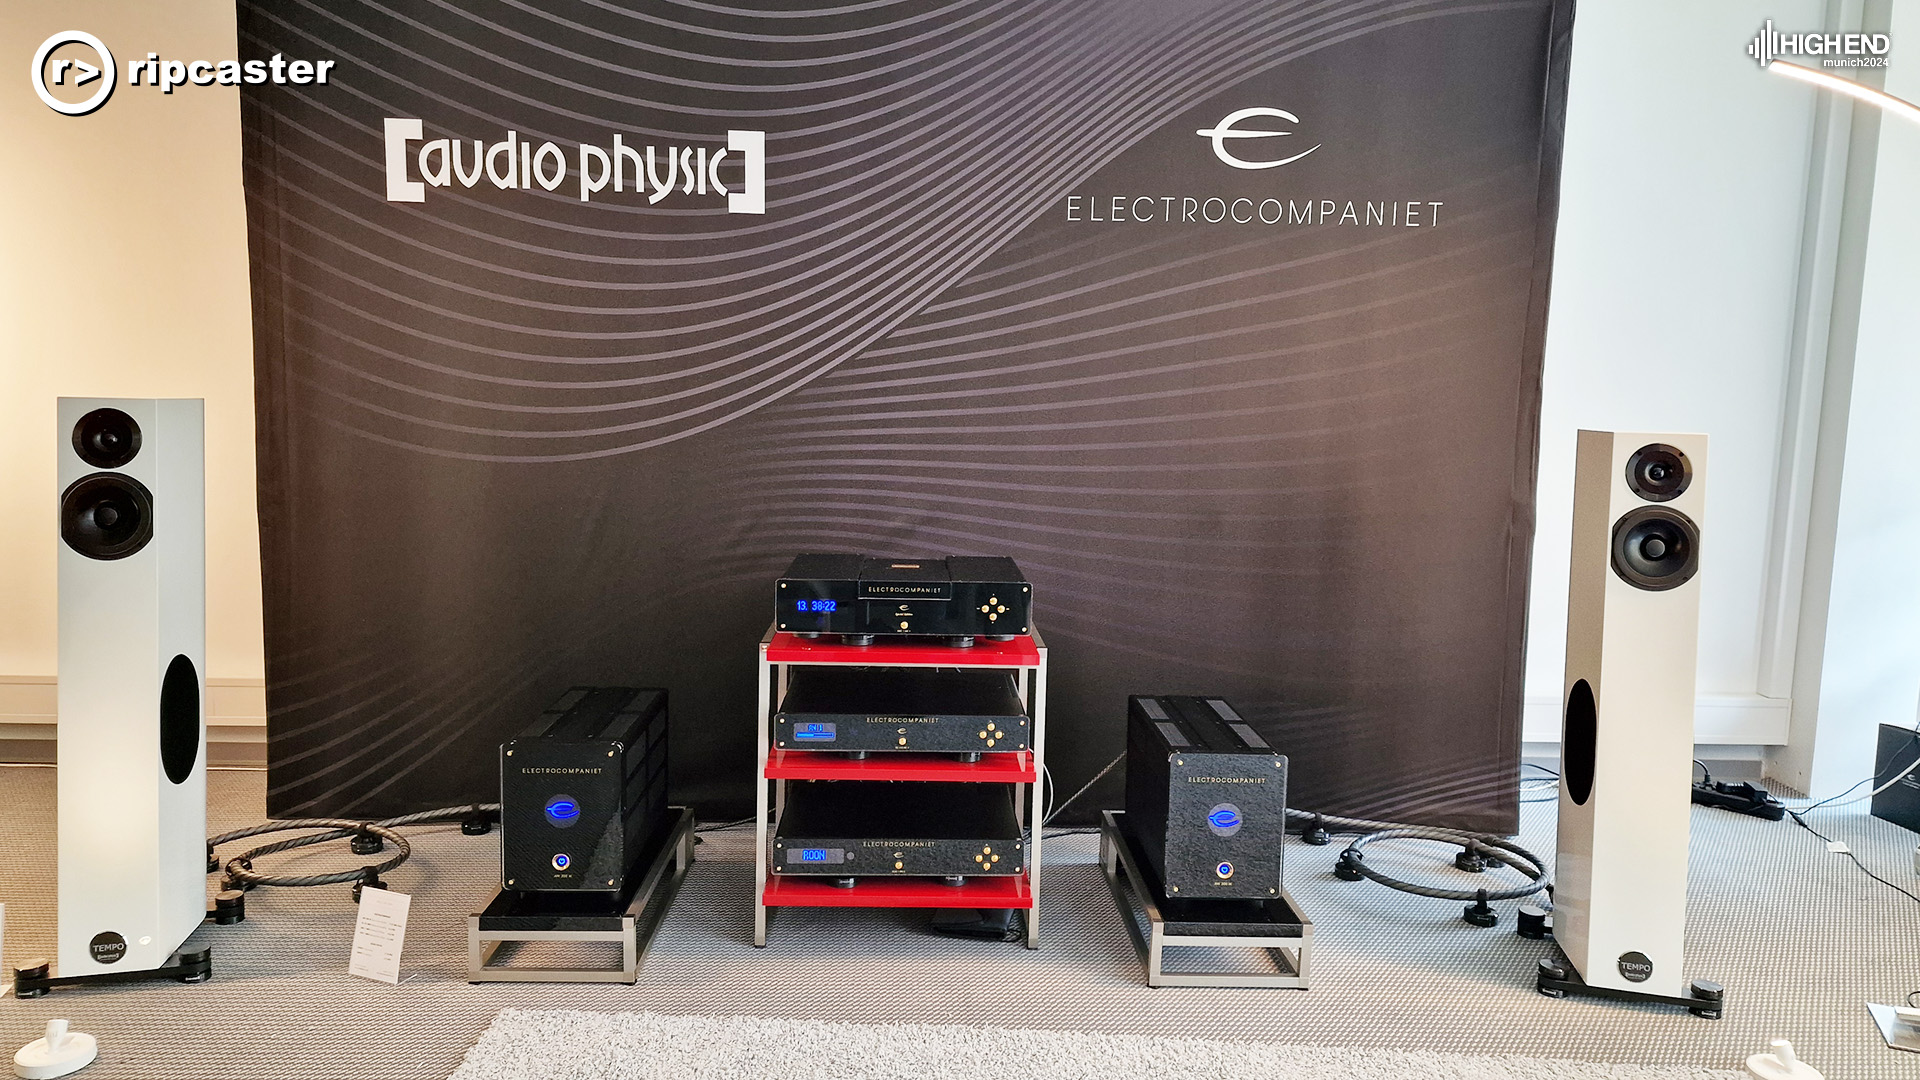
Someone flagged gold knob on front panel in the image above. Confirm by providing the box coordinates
[895,861,904,870]
[898,737,908,745]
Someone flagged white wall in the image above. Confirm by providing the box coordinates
[1775,5,1920,797]
[0,2,265,741]
[1524,0,1823,744]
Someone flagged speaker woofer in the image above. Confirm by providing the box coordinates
[60,473,155,560]
[72,408,142,469]
[1624,443,1690,502]
[1610,506,1699,591]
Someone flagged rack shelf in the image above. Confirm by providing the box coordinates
[766,749,1036,783]
[762,874,1032,910]
[766,632,1040,668]
[755,623,1047,948]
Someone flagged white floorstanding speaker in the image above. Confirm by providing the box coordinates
[1554,430,1707,1003]
[55,398,207,978]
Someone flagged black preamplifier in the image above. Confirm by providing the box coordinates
[500,687,668,893]
[775,667,1029,756]
[1124,695,1288,900]
[777,554,1031,644]
[773,781,1024,879]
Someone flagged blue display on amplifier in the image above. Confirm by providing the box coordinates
[793,722,836,741]
[544,794,582,828]
[801,848,828,862]
[795,599,838,613]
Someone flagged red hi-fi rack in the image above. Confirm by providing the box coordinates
[753,626,1048,948]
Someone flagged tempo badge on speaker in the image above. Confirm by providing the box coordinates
[56,398,207,977]
[1556,431,1705,999]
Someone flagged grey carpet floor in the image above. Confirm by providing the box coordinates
[448,1008,1749,1079]
[0,766,1916,1080]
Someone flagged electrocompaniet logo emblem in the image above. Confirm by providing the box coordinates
[1195,107,1321,170]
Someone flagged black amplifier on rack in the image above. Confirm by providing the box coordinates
[1124,695,1288,900]
[500,687,669,894]
[775,667,1029,757]
[773,781,1024,880]
[776,554,1031,644]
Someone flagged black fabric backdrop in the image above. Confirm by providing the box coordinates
[240,0,1572,831]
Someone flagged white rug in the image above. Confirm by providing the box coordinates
[448,1009,1747,1080]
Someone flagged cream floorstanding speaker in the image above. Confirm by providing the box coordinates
[56,398,206,977]
[1556,430,1706,999]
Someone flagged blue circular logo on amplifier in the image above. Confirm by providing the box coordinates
[544,794,581,829]
[551,852,571,871]
[1206,803,1243,837]
[1215,861,1234,879]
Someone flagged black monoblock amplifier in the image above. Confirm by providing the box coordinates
[776,554,1031,643]
[773,781,1024,879]
[775,667,1030,756]
[1871,723,1920,835]
[500,687,668,893]
[1124,695,1288,900]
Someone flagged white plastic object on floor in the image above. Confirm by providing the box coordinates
[1746,1039,1823,1080]
[12,1020,97,1080]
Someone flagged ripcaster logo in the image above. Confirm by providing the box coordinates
[1196,108,1321,169]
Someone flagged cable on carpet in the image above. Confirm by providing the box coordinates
[1784,806,1920,907]
[209,804,498,897]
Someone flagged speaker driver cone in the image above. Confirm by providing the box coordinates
[1610,506,1699,591]
[1624,443,1691,502]
[61,473,155,560]
[72,408,143,469]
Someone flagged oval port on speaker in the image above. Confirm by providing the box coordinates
[60,473,155,560]
[160,654,200,785]
[1563,679,1596,806]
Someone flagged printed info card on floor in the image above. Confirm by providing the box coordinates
[347,887,411,984]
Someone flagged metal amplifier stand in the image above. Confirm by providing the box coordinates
[468,806,694,983]
[1100,810,1312,988]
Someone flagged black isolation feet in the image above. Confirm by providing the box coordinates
[350,829,385,855]
[1463,890,1498,927]
[1454,847,1488,873]
[461,806,495,835]
[1301,815,1332,846]
[12,959,50,999]
[211,889,247,925]
[1516,904,1551,940]
[351,867,388,903]
[1333,849,1365,881]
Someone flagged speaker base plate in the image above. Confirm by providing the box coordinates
[1535,954,1725,1018]
[12,947,214,998]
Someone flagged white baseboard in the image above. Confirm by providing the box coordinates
[1521,691,1791,746]
[0,674,265,745]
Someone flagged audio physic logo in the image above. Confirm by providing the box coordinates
[1195,107,1321,169]
[1748,20,1890,68]
[31,31,115,116]
[384,120,765,213]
